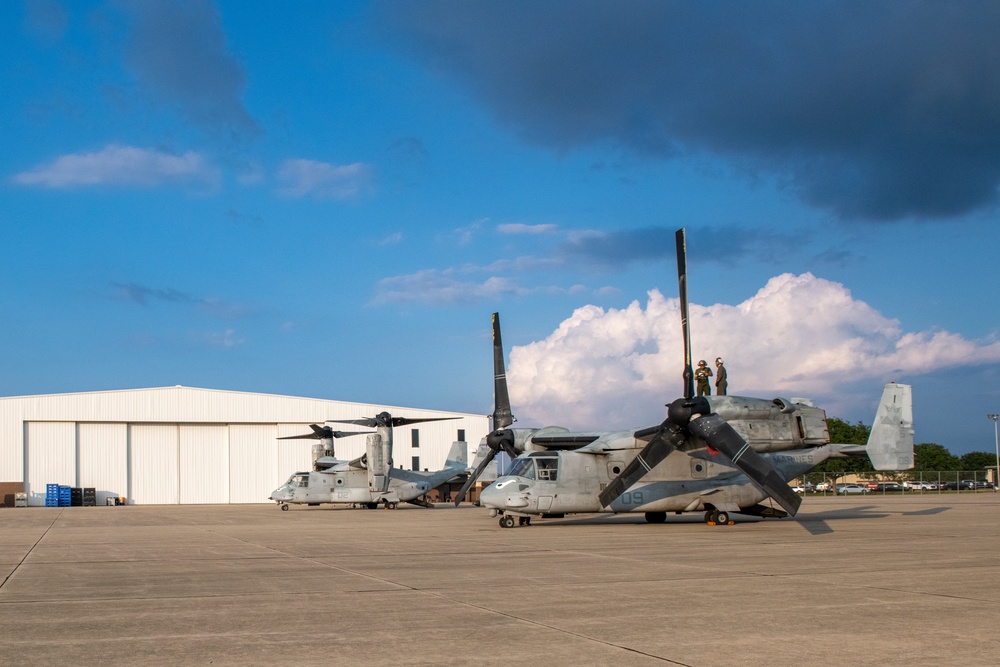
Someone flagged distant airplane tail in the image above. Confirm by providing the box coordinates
[444,441,468,468]
[833,383,914,470]
[865,383,914,470]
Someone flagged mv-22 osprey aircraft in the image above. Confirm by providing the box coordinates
[270,412,466,510]
[456,228,914,528]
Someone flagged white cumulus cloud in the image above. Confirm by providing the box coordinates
[507,273,1000,429]
[497,223,558,234]
[12,144,218,188]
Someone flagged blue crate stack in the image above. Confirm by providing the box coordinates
[45,483,59,507]
[58,485,71,507]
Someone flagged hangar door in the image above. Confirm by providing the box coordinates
[130,424,179,505]
[229,424,279,504]
[179,425,229,504]
[79,423,128,506]
[25,422,76,506]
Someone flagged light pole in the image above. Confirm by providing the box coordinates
[989,414,999,491]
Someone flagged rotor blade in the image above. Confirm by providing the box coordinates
[278,424,332,440]
[687,413,802,516]
[491,312,514,429]
[327,418,378,427]
[453,448,498,505]
[389,416,461,427]
[326,416,459,428]
[676,228,694,400]
[598,426,676,507]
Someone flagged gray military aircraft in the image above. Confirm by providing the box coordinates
[455,229,914,528]
[271,412,464,510]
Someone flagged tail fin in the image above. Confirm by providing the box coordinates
[445,441,468,468]
[866,383,914,470]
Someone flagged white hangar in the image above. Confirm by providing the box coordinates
[0,386,490,507]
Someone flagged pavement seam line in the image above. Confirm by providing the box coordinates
[0,509,62,591]
[201,527,690,665]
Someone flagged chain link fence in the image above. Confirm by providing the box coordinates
[796,470,997,495]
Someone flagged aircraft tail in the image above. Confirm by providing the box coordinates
[865,383,914,470]
[835,383,914,469]
[444,441,468,468]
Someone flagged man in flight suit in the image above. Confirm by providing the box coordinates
[695,359,713,396]
[715,357,728,396]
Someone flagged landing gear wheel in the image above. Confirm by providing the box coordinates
[280,504,289,511]
[715,511,730,524]
[644,511,667,524]
[384,502,398,510]
[366,502,378,510]
[501,515,516,528]
[704,510,717,524]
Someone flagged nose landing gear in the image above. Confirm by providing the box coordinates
[498,513,531,528]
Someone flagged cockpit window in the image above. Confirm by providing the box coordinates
[535,456,558,481]
[507,457,535,479]
[292,474,309,488]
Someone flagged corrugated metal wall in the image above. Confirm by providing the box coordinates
[130,424,180,505]
[228,424,279,504]
[78,423,127,506]
[26,422,75,503]
[179,425,229,504]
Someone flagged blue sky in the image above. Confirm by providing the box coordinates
[3,0,999,454]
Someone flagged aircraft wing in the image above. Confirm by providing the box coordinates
[345,453,368,470]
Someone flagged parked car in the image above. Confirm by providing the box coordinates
[903,481,936,491]
[874,482,903,492]
[815,482,831,492]
[836,484,870,494]
[938,480,990,491]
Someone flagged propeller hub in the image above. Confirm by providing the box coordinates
[667,397,711,426]
[486,429,515,454]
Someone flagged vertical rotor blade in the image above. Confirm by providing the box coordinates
[491,312,514,429]
[687,413,802,516]
[675,228,694,400]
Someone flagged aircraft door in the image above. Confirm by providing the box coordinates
[536,496,552,511]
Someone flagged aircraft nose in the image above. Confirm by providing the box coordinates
[480,477,529,509]
[480,482,503,508]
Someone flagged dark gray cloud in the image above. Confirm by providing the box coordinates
[561,226,800,267]
[118,0,260,139]
[375,1,1000,221]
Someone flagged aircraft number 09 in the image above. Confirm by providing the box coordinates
[621,491,644,505]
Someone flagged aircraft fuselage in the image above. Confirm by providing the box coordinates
[479,444,837,516]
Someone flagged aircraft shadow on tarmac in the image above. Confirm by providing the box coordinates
[513,505,951,536]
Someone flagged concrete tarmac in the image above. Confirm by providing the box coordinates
[1,494,998,666]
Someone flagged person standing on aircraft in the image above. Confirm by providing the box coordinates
[715,357,728,396]
[695,359,713,396]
